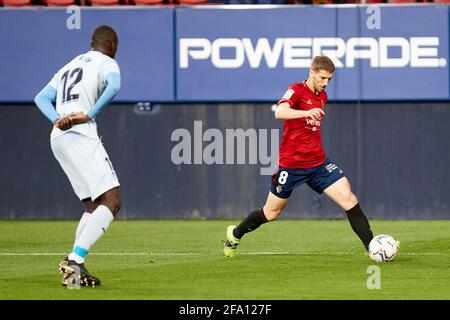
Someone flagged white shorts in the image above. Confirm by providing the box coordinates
[51,132,120,201]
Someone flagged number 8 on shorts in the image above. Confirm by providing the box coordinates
[278,171,289,185]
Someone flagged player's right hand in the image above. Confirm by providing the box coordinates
[305,108,325,120]
[68,113,91,124]
[54,116,74,131]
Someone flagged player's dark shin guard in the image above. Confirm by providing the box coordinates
[233,208,268,239]
[345,203,374,251]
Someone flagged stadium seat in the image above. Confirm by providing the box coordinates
[89,0,120,5]
[2,0,33,6]
[177,0,209,4]
[133,0,165,5]
[387,0,417,3]
[312,0,332,4]
[44,0,76,5]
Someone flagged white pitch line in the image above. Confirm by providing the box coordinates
[0,252,352,256]
[0,252,197,256]
[0,252,449,256]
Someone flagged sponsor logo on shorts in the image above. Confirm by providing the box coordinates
[325,163,339,173]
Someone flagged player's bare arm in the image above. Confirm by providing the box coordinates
[275,102,324,120]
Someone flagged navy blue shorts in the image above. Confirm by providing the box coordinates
[270,158,345,199]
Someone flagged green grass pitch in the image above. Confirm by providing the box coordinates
[0,220,449,300]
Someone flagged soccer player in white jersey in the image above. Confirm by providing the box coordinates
[34,26,121,287]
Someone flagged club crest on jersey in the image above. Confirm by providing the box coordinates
[306,99,312,105]
[282,89,294,100]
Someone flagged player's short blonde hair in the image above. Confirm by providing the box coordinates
[311,56,335,73]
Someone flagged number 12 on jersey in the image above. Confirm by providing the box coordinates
[61,68,83,103]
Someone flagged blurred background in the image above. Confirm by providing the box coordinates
[0,2,449,220]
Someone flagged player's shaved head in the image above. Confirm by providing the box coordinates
[92,25,118,47]
[311,55,335,73]
[91,25,118,59]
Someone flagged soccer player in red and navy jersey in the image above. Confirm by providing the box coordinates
[223,56,374,257]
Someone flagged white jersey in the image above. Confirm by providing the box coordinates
[47,50,120,140]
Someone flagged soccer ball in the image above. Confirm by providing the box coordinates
[368,234,399,262]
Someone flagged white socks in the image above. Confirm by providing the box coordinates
[69,205,114,264]
[74,212,91,245]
